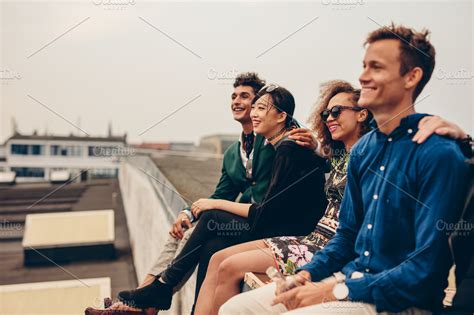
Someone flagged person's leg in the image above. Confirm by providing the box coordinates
[169,226,198,293]
[212,245,274,314]
[195,239,271,315]
[118,210,249,309]
[160,210,249,286]
[191,238,230,314]
[218,282,287,315]
[282,302,432,315]
[87,227,195,314]
[147,230,185,277]
[195,238,230,299]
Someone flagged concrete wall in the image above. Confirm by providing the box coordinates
[118,155,195,315]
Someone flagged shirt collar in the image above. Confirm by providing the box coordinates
[377,113,431,139]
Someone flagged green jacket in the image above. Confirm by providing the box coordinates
[209,134,275,203]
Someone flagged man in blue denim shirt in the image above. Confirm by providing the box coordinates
[281,24,469,314]
[220,24,470,315]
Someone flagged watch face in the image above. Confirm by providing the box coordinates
[333,283,349,300]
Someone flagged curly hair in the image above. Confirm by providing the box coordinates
[308,80,373,157]
[365,23,436,101]
[233,72,266,95]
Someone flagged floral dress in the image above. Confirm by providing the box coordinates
[264,153,349,275]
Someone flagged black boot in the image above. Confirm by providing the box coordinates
[118,279,172,310]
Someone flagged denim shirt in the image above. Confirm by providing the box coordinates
[300,113,469,312]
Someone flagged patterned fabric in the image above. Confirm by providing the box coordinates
[243,132,255,158]
[264,152,349,275]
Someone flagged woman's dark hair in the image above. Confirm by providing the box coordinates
[254,86,297,128]
[308,80,373,157]
[233,72,266,95]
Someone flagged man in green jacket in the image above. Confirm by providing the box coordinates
[87,72,314,314]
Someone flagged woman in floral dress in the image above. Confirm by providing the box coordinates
[265,152,349,275]
[194,80,373,315]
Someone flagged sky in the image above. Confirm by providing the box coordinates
[1,0,472,145]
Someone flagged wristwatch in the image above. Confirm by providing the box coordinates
[180,208,196,223]
[332,272,349,301]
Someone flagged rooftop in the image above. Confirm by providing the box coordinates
[6,133,127,144]
[151,152,223,203]
[0,179,137,297]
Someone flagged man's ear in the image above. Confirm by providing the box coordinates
[357,109,369,123]
[405,67,423,90]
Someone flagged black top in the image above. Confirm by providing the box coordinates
[247,139,328,239]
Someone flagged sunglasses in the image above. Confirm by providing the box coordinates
[320,105,364,122]
[258,84,280,94]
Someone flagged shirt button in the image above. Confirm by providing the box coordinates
[380,166,385,171]
[367,224,373,229]
[407,128,413,134]
[252,181,256,186]
[365,268,370,273]
[364,251,370,256]
[373,194,378,200]
[388,137,393,142]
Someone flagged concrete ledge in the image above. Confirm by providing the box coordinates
[0,277,111,315]
[22,210,115,265]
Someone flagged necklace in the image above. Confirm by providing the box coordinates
[267,127,288,142]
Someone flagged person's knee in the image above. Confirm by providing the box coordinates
[217,257,242,281]
[209,250,226,269]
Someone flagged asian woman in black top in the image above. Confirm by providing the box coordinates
[115,85,328,312]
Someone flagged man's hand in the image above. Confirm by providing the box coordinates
[272,278,337,311]
[288,128,318,151]
[169,212,192,239]
[191,198,219,218]
[413,115,468,144]
[275,270,311,295]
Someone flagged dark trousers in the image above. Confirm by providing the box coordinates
[160,210,252,293]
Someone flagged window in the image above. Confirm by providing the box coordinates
[31,145,42,155]
[11,144,44,155]
[90,168,118,179]
[11,167,45,177]
[51,145,82,157]
[11,144,28,155]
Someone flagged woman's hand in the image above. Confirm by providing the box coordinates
[191,198,219,217]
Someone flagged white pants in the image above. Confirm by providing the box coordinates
[219,282,432,315]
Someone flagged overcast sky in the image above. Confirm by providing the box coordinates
[1,0,472,145]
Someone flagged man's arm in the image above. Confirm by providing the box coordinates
[208,163,241,201]
[344,141,469,312]
[299,152,362,281]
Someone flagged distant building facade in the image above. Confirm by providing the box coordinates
[199,134,239,155]
[3,132,127,182]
